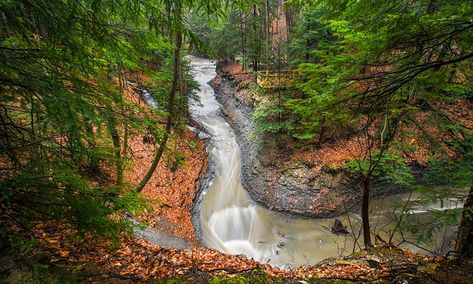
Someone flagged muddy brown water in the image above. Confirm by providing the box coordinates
[187,56,463,268]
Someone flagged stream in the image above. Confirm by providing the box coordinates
[187,56,464,268]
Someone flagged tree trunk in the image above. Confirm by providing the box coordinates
[284,3,294,42]
[252,5,259,72]
[106,112,123,187]
[264,0,270,55]
[111,126,123,186]
[123,118,128,161]
[135,29,182,193]
[84,117,100,173]
[239,12,246,70]
[456,187,473,256]
[318,117,326,144]
[362,177,372,248]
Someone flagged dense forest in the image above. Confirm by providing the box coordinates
[1,0,472,283]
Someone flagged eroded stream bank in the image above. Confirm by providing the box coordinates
[188,56,462,268]
[209,64,422,218]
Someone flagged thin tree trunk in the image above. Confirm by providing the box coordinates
[135,30,182,193]
[121,74,129,161]
[123,119,128,162]
[106,109,123,187]
[252,5,259,72]
[264,0,270,56]
[85,117,100,173]
[239,12,246,70]
[362,177,372,248]
[111,126,123,186]
[456,187,473,256]
[318,117,326,144]
[284,3,293,42]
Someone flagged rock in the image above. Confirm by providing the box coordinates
[186,125,197,132]
[134,227,191,249]
[198,132,211,140]
[366,256,381,268]
[331,219,349,235]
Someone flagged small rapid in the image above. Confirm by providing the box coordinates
[187,56,463,267]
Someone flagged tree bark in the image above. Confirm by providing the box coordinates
[362,177,372,248]
[135,29,182,193]
[123,119,128,160]
[456,187,473,256]
[264,0,270,54]
[111,126,123,186]
[106,113,123,187]
[84,117,100,173]
[239,12,246,70]
[252,5,259,72]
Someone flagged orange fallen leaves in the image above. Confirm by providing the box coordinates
[31,220,437,281]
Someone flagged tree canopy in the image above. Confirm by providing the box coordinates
[0,0,224,241]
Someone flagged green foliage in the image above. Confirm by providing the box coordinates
[11,256,96,283]
[253,98,294,135]
[344,153,413,186]
[0,0,226,244]
[287,7,337,65]
[208,269,285,284]
[1,0,161,238]
[191,10,242,59]
[399,198,463,246]
[190,1,286,70]
[426,137,473,189]
[285,0,473,141]
[396,137,473,247]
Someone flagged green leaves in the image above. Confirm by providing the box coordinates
[344,153,414,187]
[0,0,190,239]
[426,137,473,189]
[253,99,293,135]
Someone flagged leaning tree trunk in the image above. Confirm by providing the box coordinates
[362,177,372,248]
[135,30,182,193]
[456,187,473,257]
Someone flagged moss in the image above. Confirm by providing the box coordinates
[157,277,187,284]
[159,269,290,284]
[208,269,285,284]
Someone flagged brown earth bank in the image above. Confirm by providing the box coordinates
[210,61,473,218]
[109,74,208,247]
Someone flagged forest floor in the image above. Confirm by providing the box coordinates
[1,68,472,283]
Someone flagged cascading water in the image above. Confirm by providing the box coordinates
[141,89,158,108]
[187,56,463,267]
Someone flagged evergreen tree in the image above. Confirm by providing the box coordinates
[287,0,473,248]
[0,0,224,245]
